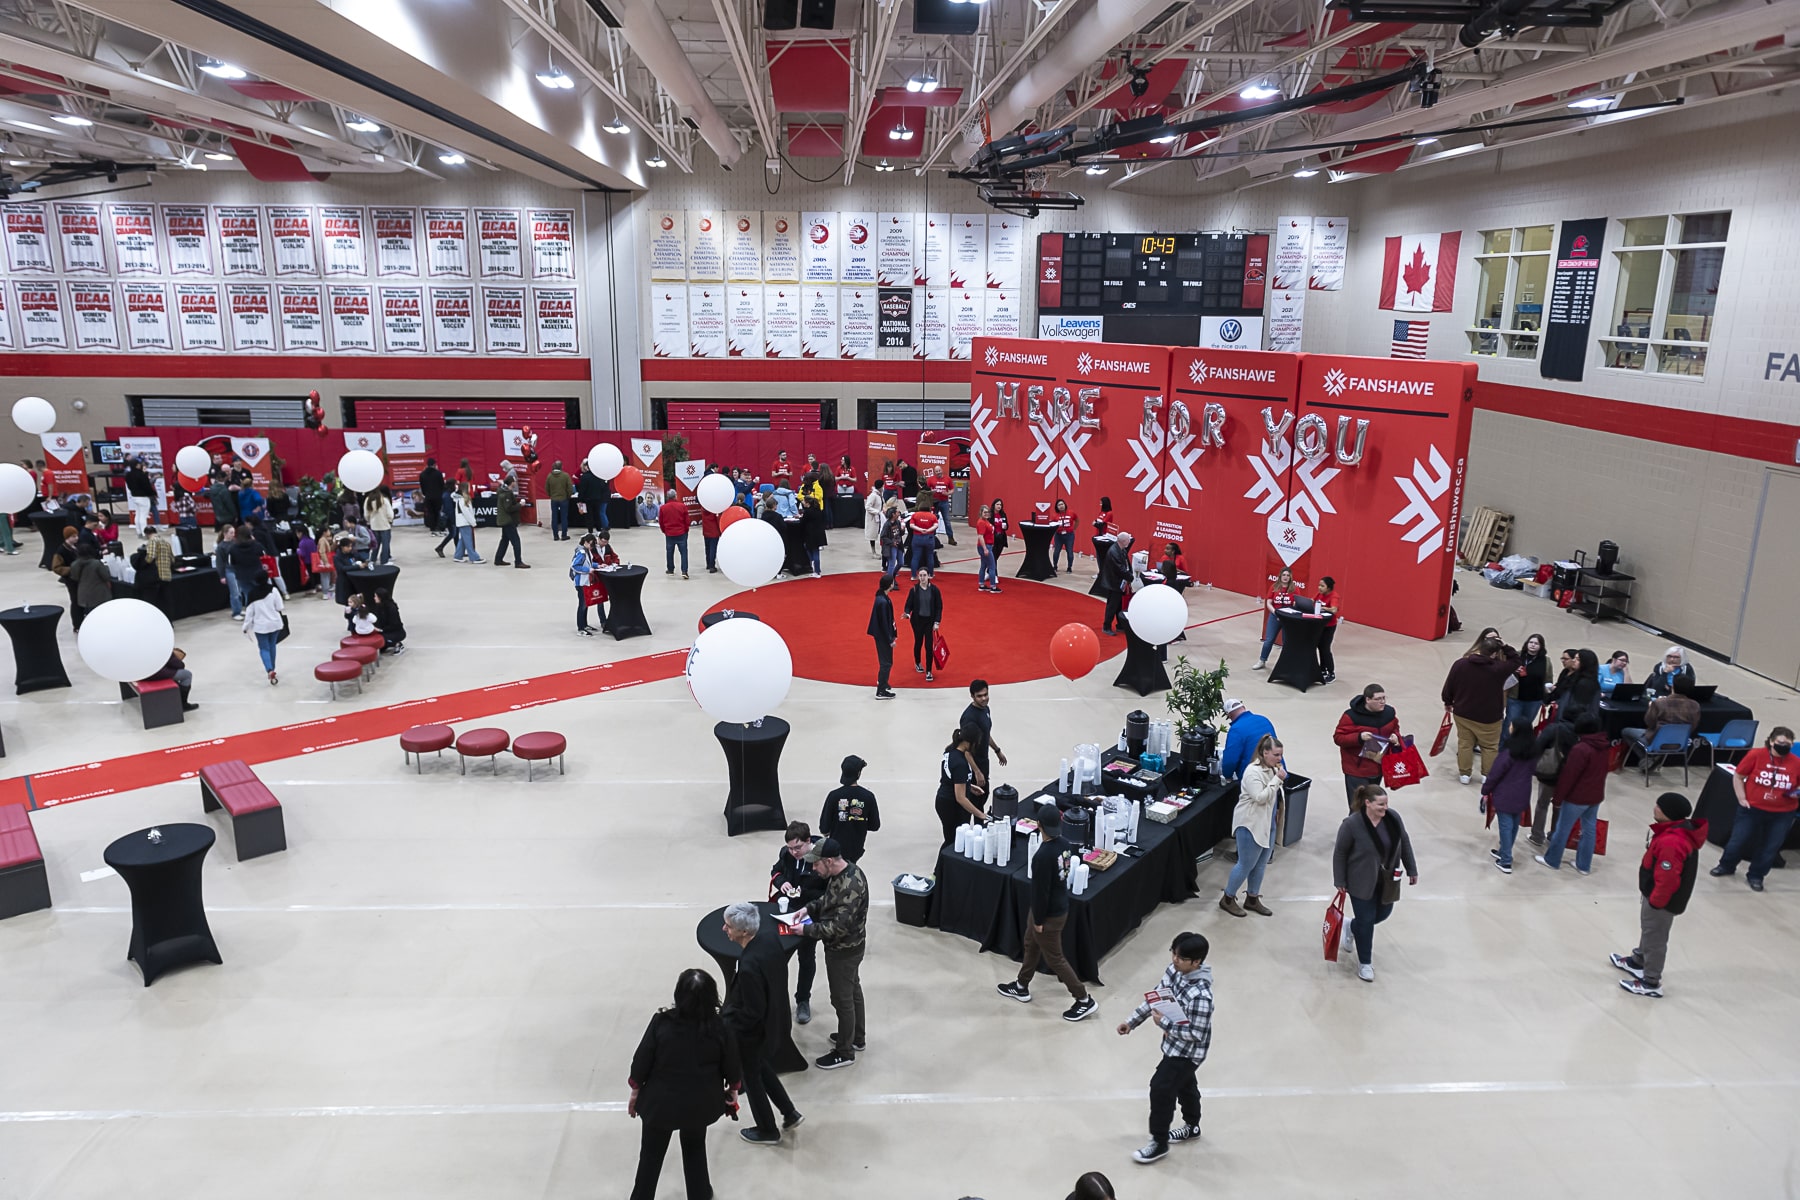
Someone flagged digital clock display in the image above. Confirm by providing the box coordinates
[1140,236,1176,256]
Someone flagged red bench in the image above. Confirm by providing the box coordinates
[199,760,287,861]
[120,678,183,729]
[0,803,51,919]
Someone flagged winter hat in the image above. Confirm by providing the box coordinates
[1655,792,1692,821]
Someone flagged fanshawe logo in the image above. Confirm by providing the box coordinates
[1324,369,1435,398]
[55,435,71,449]
[990,348,1049,368]
[397,432,414,446]
[1080,352,1153,376]
[809,222,830,245]
[736,217,751,232]
[1323,368,1349,397]
[775,219,789,234]
[1189,360,1208,385]
[985,345,999,367]
[1191,360,1278,385]
[1077,351,1092,375]
[1389,445,1453,562]
[848,222,868,245]
[699,217,713,233]
[1042,264,1059,282]
[660,216,674,231]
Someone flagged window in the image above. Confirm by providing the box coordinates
[1599,212,1729,377]
[1465,224,1554,359]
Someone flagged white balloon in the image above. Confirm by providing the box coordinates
[716,517,784,588]
[337,449,385,493]
[695,473,736,515]
[587,442,625,480]
[77,599,175,683]
[11,395,55,435]
[0,462,34,514]
[1126,583,1188,645]
[686,618,794,724]
[174,445,211,478]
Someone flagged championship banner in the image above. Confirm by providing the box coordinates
[648,210,686,281]
[343,430,383,453]
[528,208,575,280]
[381,287,427,353]
[984,290,1021,340]
[840,287,876,359]
[840,212,876,284]
[878,287,912,349]
[55,202,106,273]
[118,436,167,510]
[226,284,275,352]
[423,207,471,277]
[1309,217,1348,291]
[918,289,948,360]
[70,284,120,350]
[800,286,837,359]
[15,281,67,349]
[948,289,983,360]
[430,287,475,353]
[384,428,429,524]
[877,212,914,286]
[163,205,214,275]
[1540,217,1606,383]
[532,288,579,355]
[40,432,88,496]
[373,208,419,276]
[231,437,274,491]
[923,213,949,286]
[216,205,266,275]
[630,436,666,505]
[174,283,224,351]
[686,211,724,282]
[688,286,726,357]
[327,284,376,352]
[482,287,527,354]
[985,215,1023,289]
[320,206,367,276]
[801,211,838,283]
[278,284,325,352]
[476,208,524,278]
[650,286,687,358]
[724,212,761,282]
[268,205,318,276]
[949,214,986,290]
[3,203,52,272]
[109,204,159,274]
[1271,215,1311,291]
[0,286,13,350]
[727,286,762,357]
[865,431,897,493]
[763,285,800,358]
[124,283,172,351]
[762,213,800,282]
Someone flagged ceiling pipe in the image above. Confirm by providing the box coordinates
[605,0,742,168]
[953,0,1179,165]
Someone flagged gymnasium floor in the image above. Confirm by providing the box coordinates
[2,519,1796,1199]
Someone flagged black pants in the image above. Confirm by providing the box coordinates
[874,636,892,692]
[911,618,934,668]
[740,1040,797,1135]
[421,493,442,532]
[1104,587,1124,633]
[938,801,966,847]
[1318,623,1338,675]
[630,1122,710,1200]
[1148,1055,1202,1141]
[494,525,523,564]
[435,525,456,555]
[795,936,817,1001]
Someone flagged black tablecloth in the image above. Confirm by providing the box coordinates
[278,551,306,595]
[1694,764,1800,852]
[717,717,789,836]
[700,609,760,630]
[1598,694,1753,739]
[1112,614,1171,696]
[31,511,72,570]
[777,520,809,577]
[1089,536,1115,597]
[102,823,222,986]
[345,564,400,600]
[927,782,1236,984]
[163,568,229,620]
[1269,610,1329,692]
[600,566,650,639]
[1016,524,1057,581]
[0,604,71,693]
[695,901,808,1073]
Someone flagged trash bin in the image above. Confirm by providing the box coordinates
[892,875,934,927]
[1280,773,1312,847]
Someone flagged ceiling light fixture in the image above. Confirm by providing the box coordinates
[1127,65,1150,99]
[53,114,93,127]
[438,151,466,165]
[1433,143,1483,158]
[875,158,895,172]
[1568,94,1615,109]
[536,67,576,90]
[889,122,914,141]
[1415,136,1439,145]
[646,152,667,168]
[1149,132,1177,144]
[346,117,382,133]
[603,115,630,134]
[1239,81,1280,100]
[199,59,247,80]
[6,119,55,133]
[1293,168,1319,177]
[907,71,939,93]
[204,151,232,161]
[1085,164,1107,175]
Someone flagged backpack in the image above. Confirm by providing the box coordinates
[1533,729,1569,783]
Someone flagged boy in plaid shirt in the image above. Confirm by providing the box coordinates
[1117,931,1213,1165]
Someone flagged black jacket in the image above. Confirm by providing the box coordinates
[769,847,824,904]
[1030,836,1071,922]
[419,465,444,500]
[903,583,942,625]
[867,592,896,641]
[629,1012,740,1130]
[1100,542,1132,594]
[1549,671,1602,725]
[819,785,880,862]
[722,927,790,1053]
[226,539,265,581]
[1514,652,1550,703]
[577,468,609,504]
[799,505,828,550]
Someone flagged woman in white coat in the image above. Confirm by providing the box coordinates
[452,483,481,563]
[1220,734,1285,918]
[241,576,287,685]
[863,486,883,557]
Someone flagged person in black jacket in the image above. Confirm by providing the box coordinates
[418,458,444,533]
[578,465,611,533]
[1547,647,1602,727]
[226,527,267,620]
[628,968,741,1200]
[868,574,897,699]
[799,492,827,578]
[997,806,1096,1020]
[902,567,944,681]
[371,589,406,656]
[819,755,880,864]
[720,903,804,1146]
[434,488,458,558]
[1507,633,1550,729]
[1100,533,1134,635]
[769,822,825,1024]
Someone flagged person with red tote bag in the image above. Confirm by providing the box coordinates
[1381,739,1428,791]
[1331,785,1418,983]
[1479,720,1538,873]
[1535,714,1612,875]
[1332,683,1401,809]
[902,568,944,682]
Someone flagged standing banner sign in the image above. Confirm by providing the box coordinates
[865,431,897,493]
[630,437,666,506]
[231,438,275,492]
[343,430,383,453]
[1540,218,1606,382]
[673,457,707,523]
[384,429,429,524]
[40,432,89,495]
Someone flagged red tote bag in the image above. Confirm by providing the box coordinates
[1429,711,1454,757]
[1322,889,1347,963]
[1568,818,1609,855]
[1382,739,1428,789]
[933,630,950,670]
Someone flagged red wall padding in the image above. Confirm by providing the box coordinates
[352,400,573,429]
[664,402,823,434]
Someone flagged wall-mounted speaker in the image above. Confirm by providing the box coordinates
[800,0,836,29]
[764,0,797,30]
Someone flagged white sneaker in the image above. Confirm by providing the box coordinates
[1253,660,1268,670]
[1357,964,1375,982]
[1459,774,1471,785]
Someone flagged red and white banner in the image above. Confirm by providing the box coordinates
[423,207,471,277]
[320,206,367,276]
[840,212,876,284]
[923,213,949,287]
[430,287,476,353]
[381,286,426,353]
[268,205,318,275]
[948,288,983,360]
[877,212,914,286]
[840,287,876,358]
[226,284,276,351]
[278,284,325,352]
[763,286,800,357]
[949,213,986,290]
[16,281,68,349]
[686,211,723,282]
[174,283,224,351]
[476,208,523,278]
[762,213,800,282]
[650,287,686,358]
[162,205,213,274]
[216,205,266,275]
[1309,217,1349,291]
[69,283,120,350]
[801,286,838,359]
[109,203,160,274]
[372,207,418,276]
[727,286,762,357]
[685,286,723,357]
[343,430,383,452]
[124,283,172,351]
[984,289,1021,340]
[1379,231,1461,313]
[528,208,576,280]
[1272,215,1311,292]
[3,203,52,273]
[231,438,274,491]
[724,211,761,281]
[986,215,1024,289]
[533,287,579,355]
[483,287,527,354]
[327,284,376,353]
[648,210,686,281]
[0,285,13,350]
[40,432,87,495]
[55,202,106,273]
[800,211,838,284]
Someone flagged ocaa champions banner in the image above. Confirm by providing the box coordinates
[969,337,1474,640]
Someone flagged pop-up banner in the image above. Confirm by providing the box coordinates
[231,437,275,491]
[39,431,88,495]
[865,431,897,494]
[384,428,429,524]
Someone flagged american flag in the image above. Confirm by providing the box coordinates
[1390,319,1430,359]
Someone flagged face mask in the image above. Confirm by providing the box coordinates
[1773,744,1793,759]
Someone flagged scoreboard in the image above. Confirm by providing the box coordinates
[1037,231,1268,347]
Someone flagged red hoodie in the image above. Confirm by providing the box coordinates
[1640,817,1709,913]
[1333,697,1400,779]
[657,499,692,536]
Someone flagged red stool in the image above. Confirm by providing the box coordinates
[400,724,455,773]
[456,727,511,774]
[314,659,363,698]
[341,634,385,652]
[512,732,567,781]
[332,645,378,681]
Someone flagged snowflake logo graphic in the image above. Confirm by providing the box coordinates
[968,394,1000,477]
[984,344,998,368]
[1389,445,1453,562]
[1244,433,1341,564]
[1126,418,1204,511]
[1322,368,1348,397]
[1027,409,1093,492]
[1189,359,1209,385]
[1076,351,1093,376]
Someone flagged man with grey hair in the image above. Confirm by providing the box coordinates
[1101,531,1135,636]
[721,901,804,1145]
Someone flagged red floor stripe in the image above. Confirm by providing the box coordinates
[15,650,688,809]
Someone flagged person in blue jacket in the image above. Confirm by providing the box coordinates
[1220,698,1277,781]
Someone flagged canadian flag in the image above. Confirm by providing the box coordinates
[1379,232,1460,313]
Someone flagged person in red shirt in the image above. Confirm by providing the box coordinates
[657,495,692,578]
[1052,498,1077,573]
[1314,575,1342,684]
[927,471,955,545]
[1711,726,1799,891]
[1255,567,1297,670]
[700,492,723,574]
[770,452,793,487]
[974,503,1001,593]
[906,497,940,575]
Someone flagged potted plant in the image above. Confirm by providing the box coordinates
[297,474,337,533]
[1166,656,1230,774]
[661,433,689,487]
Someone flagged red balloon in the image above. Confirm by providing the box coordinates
[1049,622,1101,680]
[613,465,645,500]
[176,471,208,493]
[308,389,320,402]
[719,505,748,529]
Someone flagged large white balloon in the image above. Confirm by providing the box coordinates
[586,442,625,480]
[695,473,736,515]
[174,445,211,478]
[716,517,784,588]
[337,449,385,493]
[0,462,34,513]
[1126,583,1188,645]
[11,395,55,435]
[686,618,794,724]
[77,599,175,683]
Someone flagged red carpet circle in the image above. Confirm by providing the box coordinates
[702,571,1122,689]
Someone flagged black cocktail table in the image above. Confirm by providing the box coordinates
[716,717,790,836]
[0,604,72,693]
[1112,613,1171,696]
[1016,523,1057,580]
[102,823,222,986]
[345,564,400,600]
[1089,536,1115,597]
[695,901,808,1072]
[778,520,809,577]
[1268,609,1329,692]
[163,568,230,621]
[599,566,651,639]
[699,609,760,631]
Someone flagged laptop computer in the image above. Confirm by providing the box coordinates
[1687,684,1718,703]
[1608,683,1647,702]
